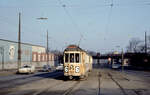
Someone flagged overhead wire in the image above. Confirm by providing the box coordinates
[1,0,150,49]
[0,15,36,34]
[104,0,114,40]
[0,16,17,28]
[0,16,20,39]
[103,0,150,41]
[0,0,150,9]
[57,0,84,47]
[0,15,45,46]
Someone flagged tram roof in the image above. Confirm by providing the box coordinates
[64,45,84,51]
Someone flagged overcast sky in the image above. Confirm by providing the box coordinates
[0,0,150,53]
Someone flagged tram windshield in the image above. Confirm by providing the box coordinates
[75,53,80,63]
[70,53,74,63]
[65,53,80,63]
[65,53,69,63]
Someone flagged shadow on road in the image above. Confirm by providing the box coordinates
[34,70,81,81]
[33,70,63,78]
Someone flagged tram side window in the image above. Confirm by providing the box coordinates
[65,53,69,63]
[75,53,80,63]
[70,53,74,63]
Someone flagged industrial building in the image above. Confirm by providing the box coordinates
[0,39,58,70]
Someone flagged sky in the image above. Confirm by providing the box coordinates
[0,0,150,53]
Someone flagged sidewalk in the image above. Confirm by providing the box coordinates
[0,69,17,77]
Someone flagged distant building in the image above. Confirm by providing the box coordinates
[113,51,119,55]
[0,39,57,70]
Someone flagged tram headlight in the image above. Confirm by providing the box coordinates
[70,65,74,70]
[64,66,68,73]
[75,66,80,73]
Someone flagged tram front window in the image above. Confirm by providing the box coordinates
[70,53,74,63]
[75,53,80,63]
[65,53,69,63]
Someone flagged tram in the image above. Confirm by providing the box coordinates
[63,45,93,79]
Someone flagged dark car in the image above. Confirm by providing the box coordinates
[43,65,51,72]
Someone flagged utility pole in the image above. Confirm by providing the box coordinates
[116,45,124,72]
[121,48,124,72]
[47,30,49,53]
[18,12,21,69]
[2,47,4,70]
[47,30,49,65]
[145,31,147,54]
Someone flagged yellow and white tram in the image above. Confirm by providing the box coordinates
[63,45,93,79]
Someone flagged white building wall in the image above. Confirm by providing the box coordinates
[32,46,45,53]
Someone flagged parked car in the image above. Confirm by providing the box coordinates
[111,59,121,69]
[112,63,121,69]
[43,64,51,72]
[56,64,63,71]
[18,65,35,74]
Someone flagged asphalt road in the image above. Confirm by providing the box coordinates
[0,65,150,95]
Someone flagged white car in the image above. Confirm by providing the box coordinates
[18,65,35,74]
[56,64,63,71]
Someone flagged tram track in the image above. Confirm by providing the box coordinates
[19,77,81,95]
[1,68,148,95]
[32,81,63,95]
[62,81,80,95]
[107,72,128,95]
[33,80,81,95]
[107,71,144,95]
[0,72,63,94]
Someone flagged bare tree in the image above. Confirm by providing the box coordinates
[127,34,150,53]
[126,38,142,53]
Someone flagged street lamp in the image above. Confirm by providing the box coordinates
[36,17,48,52]
[37,17,48,20]
[121,48,124,72]
[36,17,49,64]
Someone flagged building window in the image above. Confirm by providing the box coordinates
[38,54,41,62]
[42,54,45,61]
